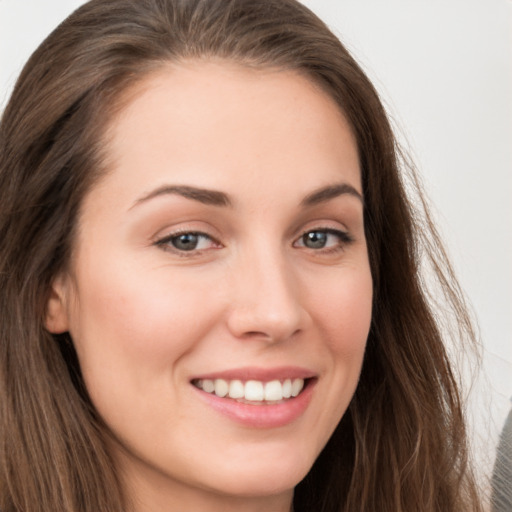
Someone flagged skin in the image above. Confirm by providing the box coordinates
[46,61,373,512]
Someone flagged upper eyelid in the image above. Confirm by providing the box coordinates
[153,223,220,241]
[294,227,353,244]
[293,223,352,240]
[156,230,218,245]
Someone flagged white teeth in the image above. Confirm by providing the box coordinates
[291,378,304,397]
[202,379,215,393]
[245,380,264,401]
[195,378,306,402]
[228,379,244,399]
[214,379,229,398]
[282,379,292,398]
[264,380,283,401]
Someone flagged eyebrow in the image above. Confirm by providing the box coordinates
[131,181,362,210]
[301,183,363,206]
[131,185,232,209]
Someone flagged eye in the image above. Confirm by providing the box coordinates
[294,228,352,251]
[156,231,219,253]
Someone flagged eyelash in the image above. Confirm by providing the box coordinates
[293,228,354,254]
[155,227,353,256]
[155,230,220,256]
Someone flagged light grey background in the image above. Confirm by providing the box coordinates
[1,0,511,479]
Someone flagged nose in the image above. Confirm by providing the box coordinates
[225,246,308,343]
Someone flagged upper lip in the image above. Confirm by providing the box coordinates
[190,366,317,382]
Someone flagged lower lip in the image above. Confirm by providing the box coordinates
[193,380,316,429]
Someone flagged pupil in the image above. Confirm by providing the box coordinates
[304,231,327,249]
[172,233,198,251]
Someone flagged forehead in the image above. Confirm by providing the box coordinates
[91,60,361,207]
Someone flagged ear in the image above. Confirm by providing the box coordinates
[45,274,71,334]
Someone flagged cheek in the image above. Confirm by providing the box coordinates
[67,258,221,403]
[314,267,373,356]
[314,266,372,407]
[297,266,372,454]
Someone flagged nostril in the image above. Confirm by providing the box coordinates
[238,327,302,344]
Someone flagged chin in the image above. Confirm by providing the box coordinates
[200,447,315,498]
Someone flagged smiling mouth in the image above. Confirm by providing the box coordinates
[191,378,309,404]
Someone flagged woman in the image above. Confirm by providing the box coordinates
[0,0,483,511]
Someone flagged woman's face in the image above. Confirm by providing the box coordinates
[47,62,373,509]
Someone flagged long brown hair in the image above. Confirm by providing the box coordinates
[0,0,482,510]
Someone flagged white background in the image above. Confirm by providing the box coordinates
[1,0,511,478]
